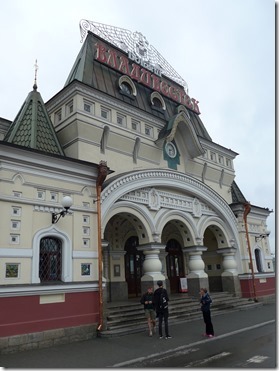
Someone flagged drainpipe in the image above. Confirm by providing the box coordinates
[96,161,109,336]
[243,202,258,302]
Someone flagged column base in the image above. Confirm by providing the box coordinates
[221,275,241,295]
[187,276,209,297]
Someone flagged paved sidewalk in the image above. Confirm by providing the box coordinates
[0,303,275,368]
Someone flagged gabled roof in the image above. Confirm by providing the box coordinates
[4,83,64,155]
[231,180,247,203]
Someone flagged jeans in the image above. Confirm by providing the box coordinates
[202,310,214,335]
[158,310,169,337]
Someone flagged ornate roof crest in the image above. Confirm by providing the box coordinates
[79,19,189,92]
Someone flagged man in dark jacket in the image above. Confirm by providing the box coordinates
[154,280,172,339]
[140,287,156,336]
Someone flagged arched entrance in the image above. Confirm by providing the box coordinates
[124,236,144,297]
[166,239,185,293]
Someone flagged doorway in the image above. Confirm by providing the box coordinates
[166,239,184,293]
[124,236,144,297]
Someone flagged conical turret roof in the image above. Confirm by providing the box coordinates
[4,82,64,155]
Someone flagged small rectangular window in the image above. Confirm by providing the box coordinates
[226,158,231,168]
[67,100,74,114]
[216,263,221,270]
[218,155,224,165]
[12,207,21,216]
[10,234,19,244]
[83,227,90,235]
[55,109,62,123]
[50,193,58,202]
[11,220,20,230]
[84,100,93,114]
[101,107,110,120]
[13,191,22,198]
[145,125,153,137]
[37,190,45,200]
[207,264,212,271]
[83,215,90,224]
[131,120,140,131]
[83,239,90,248]
[210,152,216,162]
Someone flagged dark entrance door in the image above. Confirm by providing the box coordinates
[124,236,144,297]
[166,239,185,293]
[39,237,62,282]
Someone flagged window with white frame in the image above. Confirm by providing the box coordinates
[11,220,20,230]
[37,190,45,200]
[145,125,153,137]
[84,100,93,114]
[13,191,22,198]
[12,207,21,216]
[67,100,74,114]
[83,227,90,235]
[55,109,62,124]
[101,106,110,120]
[131,119,140,132]
[226,158,231,168]
[83,239,90,248]
[10,234,19,244]
[218,155,224,165]
[83,215,90,224]
[50,192,58,202]
[116,113,126,127]
[210,152,216,162]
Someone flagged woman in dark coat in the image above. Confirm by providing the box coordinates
[200,288,214,338]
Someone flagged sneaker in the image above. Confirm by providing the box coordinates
[149,331,153,337]
[165,335,172,339]
[208,334,214,338]
[159,336,163,339]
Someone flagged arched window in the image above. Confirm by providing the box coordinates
[255,248,263,272]
[39,237,62,282]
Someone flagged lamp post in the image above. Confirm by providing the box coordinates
[52,196,73,224]
[243,202,258,302]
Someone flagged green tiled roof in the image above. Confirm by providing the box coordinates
[4,85,64,155]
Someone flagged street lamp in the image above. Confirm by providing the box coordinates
[52,196,73,224]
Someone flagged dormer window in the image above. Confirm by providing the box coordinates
[118,75,137,97]
[150,92,166,111]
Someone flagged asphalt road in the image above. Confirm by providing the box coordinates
[0,302,276,368]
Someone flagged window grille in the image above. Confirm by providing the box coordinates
[39,237,62,282]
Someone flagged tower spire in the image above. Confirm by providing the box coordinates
[33,59,38,90]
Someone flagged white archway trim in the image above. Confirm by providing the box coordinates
[154,208,198,245]
[102,169,239,244]
[102,201,154,242]
[32,226,72,283]
[197,216,232,246]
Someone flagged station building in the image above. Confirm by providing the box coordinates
[0,20,274,350]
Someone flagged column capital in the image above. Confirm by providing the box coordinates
[183,245,207,254]
[216,247,237,255]
[137,243,165,252]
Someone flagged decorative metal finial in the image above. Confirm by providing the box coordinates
[33,59,38,90]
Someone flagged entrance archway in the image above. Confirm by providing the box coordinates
[124,236,144,297]
[166,239,185,293]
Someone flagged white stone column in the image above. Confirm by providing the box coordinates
[217,247,238,276]
[217,247,240,294]
[184,246,208,278]
[137,243,165,289]
[183,246,208,296]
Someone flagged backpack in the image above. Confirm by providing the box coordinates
[159,290,168,310]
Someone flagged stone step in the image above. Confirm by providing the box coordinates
[102,292,263,337]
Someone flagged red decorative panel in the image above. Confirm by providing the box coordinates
[0,291,99,337]
[239,276,275,298]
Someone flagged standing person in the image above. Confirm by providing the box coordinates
[140,286,156,336]
[200,288,214,338]
[154,280,172,339]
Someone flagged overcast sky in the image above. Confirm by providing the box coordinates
[0,0,275,253]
